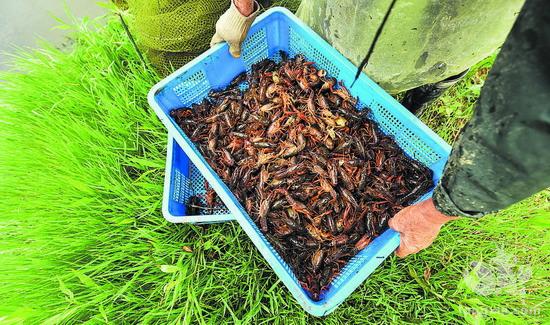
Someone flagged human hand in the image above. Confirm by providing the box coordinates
[210,0,259,58]
[388,198,458,258]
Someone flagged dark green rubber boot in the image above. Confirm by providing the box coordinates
[401,69,469,115]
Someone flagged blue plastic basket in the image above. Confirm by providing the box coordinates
[163,135,233,224]
[149,7,451,316]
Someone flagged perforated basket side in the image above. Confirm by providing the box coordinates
[241,27,269,71]
[172,69,211,107]
[366,100,443,166]
[163,136,233,224]
[170,168,192,205]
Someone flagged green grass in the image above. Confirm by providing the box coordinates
[1,14,548,325]
[419,56,497,144]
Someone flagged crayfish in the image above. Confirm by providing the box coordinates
[171,53,433,300]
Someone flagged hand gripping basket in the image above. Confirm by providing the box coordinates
[150,7,451,316]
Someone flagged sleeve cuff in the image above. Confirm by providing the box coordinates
[433,184,486,218]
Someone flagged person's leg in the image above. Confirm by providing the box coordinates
[401,69,469,115]
[126,0,230,76]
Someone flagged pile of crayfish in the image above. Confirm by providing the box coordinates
[171,53,433,300]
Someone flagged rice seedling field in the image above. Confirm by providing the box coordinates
[0,12,548,324]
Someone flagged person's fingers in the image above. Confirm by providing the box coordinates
[395,234,419,258]
[389,212,409,257]
[395,236,410,258]
[388,216,402,232]
[389,207,411,232]
[228,42,241,58]
[210,32,223,48]
[396,239,416,258]
[395,245,410,258]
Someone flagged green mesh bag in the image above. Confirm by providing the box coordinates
[123,0,230,75]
